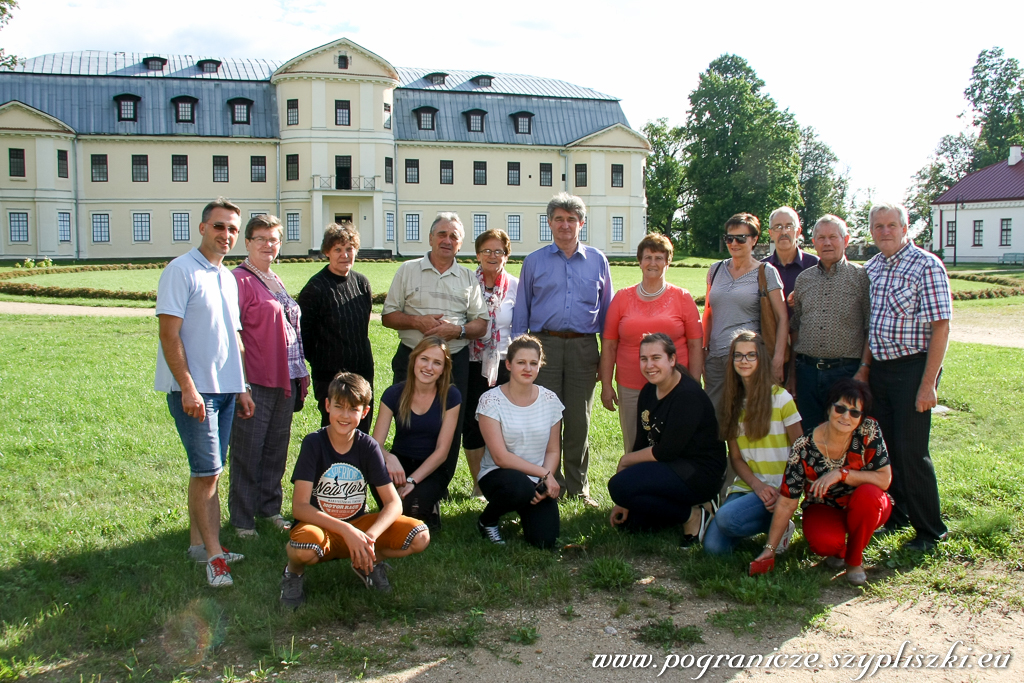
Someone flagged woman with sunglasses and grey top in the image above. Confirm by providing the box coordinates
[702,213,788,415]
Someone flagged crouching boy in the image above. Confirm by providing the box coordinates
[280,372,429,606]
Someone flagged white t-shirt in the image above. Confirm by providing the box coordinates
[476,385,564,482]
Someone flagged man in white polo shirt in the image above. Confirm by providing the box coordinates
[156,197,255,587]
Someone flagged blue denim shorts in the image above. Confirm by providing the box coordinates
[167,392,236,477]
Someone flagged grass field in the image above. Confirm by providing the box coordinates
[1,307,1023,680]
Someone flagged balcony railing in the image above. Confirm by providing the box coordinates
[312,175,378,191]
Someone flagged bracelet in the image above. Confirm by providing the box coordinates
[859,363,869,368]
[763,543,776,553]
[459,325,466,339]
[244,383,252,392]
[839,468,849,483]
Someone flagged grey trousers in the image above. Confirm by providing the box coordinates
[702,354,734,501]
[534,333,599,498]
[616,383,642,455]
[228,380,296,529]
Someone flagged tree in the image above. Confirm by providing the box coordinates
[0,0,18,71]
[964,47,1024,168]
[683,54,801,253]
[641,118,687,242]
[797,126,848,239]
[904,132,978,245]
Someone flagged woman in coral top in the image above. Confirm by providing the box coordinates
[600,233,703,454]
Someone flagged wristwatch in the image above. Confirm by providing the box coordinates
[839,467,850,483]
[407,477,417,486]
[459,325,466,339]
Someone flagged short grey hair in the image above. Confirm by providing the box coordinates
[868,202,909,229]
[812,214,848,239]
[768,206,800,228]
[245,213,282,241]
[430,212,464,237]
[546,192,587,223]
[202,196,241,224]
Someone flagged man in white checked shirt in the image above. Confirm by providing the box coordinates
[863,202,951,552]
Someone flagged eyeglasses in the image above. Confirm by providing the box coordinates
[478,249,507,257]
[723,234,752,244]
[250,236,281,246]
[771,224,797,232]
[732,352,758,362]
[831,403,863,419]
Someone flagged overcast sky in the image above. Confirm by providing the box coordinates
[5,0,1022,205]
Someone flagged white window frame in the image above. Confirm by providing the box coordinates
[286,212,301,242]
[132,212,151,243]
[8,211,29,243]
[91,213,110,243]
[405,213,421,241]
[612,216,624,242]
[473,214,488,239]
[506,214,521,242]
[172,212,190,242]
[386,212,395,242]
[58,211,72,243]
[539,214,551,242]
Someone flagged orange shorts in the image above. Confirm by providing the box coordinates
[288,513,427,562]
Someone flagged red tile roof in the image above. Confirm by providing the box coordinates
[934,158,1024,204]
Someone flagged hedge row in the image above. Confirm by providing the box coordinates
[948,273,1023,288]
[0,262,169,281]
[0,281,157,301]
[950,287,1024,301]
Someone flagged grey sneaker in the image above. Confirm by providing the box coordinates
[206,555,233,588]
[279,568,305,607]
[824,555,846,570]
[478,519,505,545]
[352,562,393,593]
[188,544,244,564]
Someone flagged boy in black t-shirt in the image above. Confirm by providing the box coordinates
[281,373,429,606]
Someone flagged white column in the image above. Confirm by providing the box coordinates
[311,191,324,251]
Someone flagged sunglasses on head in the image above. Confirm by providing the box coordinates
[831,403,863,419]
[723,234,753,244]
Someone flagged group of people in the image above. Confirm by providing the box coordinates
[155,192,952,600]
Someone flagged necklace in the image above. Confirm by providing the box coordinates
[245,257,278,286]
[637,281,666,298]
[819,425,851,471]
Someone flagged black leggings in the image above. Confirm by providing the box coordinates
[607,462,712,532]
[478,468,560,549]
[387,453,446,521]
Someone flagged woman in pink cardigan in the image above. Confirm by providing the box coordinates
[229,214,310,538]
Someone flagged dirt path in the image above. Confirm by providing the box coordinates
[0,300,154,316]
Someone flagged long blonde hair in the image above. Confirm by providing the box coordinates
[719,330,774,442]
[398,336,453,428]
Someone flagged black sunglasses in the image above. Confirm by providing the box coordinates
[723,234,753,244]
[831,403,863,419]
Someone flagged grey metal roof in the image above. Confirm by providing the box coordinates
[396,67,618,101]
[0,74,278,137]
[14,51,281,81]
[394,91,631,146]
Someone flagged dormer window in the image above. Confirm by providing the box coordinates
[511,111,534,135]
[337,54,349,69]
[228,97,253,125]
[114,93,141,122]
[464,109,486,133]
[197,59,221,74]
[426,72,448,86]
[172,96,198,123]
[413,106,438,131]
[472,75,493,87]
[143,56,167,71]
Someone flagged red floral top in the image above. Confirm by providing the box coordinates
[779,417,891,510]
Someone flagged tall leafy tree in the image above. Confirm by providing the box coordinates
[0,0,18,70]
[683,55,801,253]
[905,132,978,245]
[797,126,848,239]
[641,118,687,241]
[964,47,1024,168]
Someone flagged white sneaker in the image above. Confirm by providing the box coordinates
[777,520,796,554]
[188,544,245,564]
[206,554,233,588]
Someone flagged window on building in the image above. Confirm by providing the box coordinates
[612,216,624,242]
[383,103,392,129]
[287,99,299,126]
[286,154,299,181]
[335,100,351,126]
[173,97,197,124]
[228,98,252,124]
[385,157,393,184]
[91,154,108,182]
[405,159,419,184]
[416,108,436,131]
[57,150,69,178]
[581,224,588,242]
[507,214,521,241]
[466,110,485,133]
[172,212,190,241]
[172,155,188,182]
[406,214,420,241]
[133,212,151,242]
[286,212,300,241]
[575,163,587,188]
[386,212,395,242]
[514,113,533,134]
[611,163,624,188]
[540,162,552,187]
[539,215,551,242]
[144,57,166,71]
[946,220,956,247]
[338,54,349,69]
[115,94,140,122]
[1001,218,1012,247]
[198,59,220,73]
[474,75,493,87]
[973,220,984,247]
[507,161,520,186]
[251,156,266,183]
[213,155,229,182]
[427,72,447,85]
[92,214,110,243]
[58,211,71,242]
[131,155,149,182]
[8,212,28,242]
[440,160,454,185]
[474,161,487,185]
[9,148,24,177]
[473,214,487,238]
[335,155,352,190]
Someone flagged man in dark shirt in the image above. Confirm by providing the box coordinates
[762,206,819,317]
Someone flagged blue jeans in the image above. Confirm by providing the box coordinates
[167,391,235,477]
[794,356,860,429]
[703,492,773,555]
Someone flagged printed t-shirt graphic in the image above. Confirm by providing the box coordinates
[313,462,366,520]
